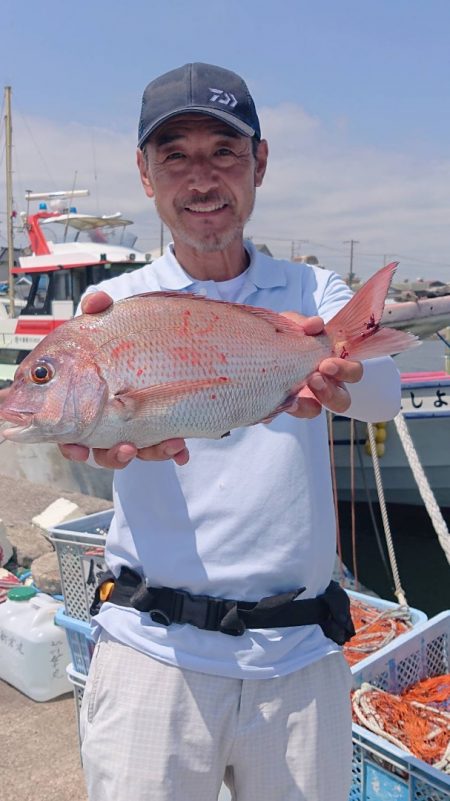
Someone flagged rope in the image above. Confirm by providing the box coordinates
[327,412,344,583]
[350,419,359,589]
[393,411,450,565]
[367,423,409,608]
[344,599,411,666]
[352,679,450,772]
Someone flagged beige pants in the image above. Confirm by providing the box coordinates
[80,632,353,801]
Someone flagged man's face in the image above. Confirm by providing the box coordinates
[137,115,268,254]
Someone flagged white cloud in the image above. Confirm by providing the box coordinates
[2,105,449,281]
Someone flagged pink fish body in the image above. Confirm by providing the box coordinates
[0,263,417,448]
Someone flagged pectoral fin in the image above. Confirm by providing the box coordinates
[112,377,230,419]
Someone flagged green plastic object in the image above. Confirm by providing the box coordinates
[7,586,38,601]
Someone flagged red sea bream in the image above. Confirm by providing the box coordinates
[0,263,417,448]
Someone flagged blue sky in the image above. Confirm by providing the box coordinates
[1,0,450,280]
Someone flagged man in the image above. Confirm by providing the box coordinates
[14,64,402,800]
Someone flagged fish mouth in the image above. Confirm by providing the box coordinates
[0,409,33,426]
[0,410,34,441]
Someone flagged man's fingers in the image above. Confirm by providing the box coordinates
[81,291,113,314]
[59,437,190,469]
[90,443,138,469]
[58,443,91,462]
[307,372,352,413]
[319,357,363,384]
[136,439,190,465]
[280,311,324,336]
[287,387,322,419]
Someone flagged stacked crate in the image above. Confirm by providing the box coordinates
[49,509,112,740]
[350,611,450,800]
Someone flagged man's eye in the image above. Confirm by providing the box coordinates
[216,148,233,157]
[166,152,185,161]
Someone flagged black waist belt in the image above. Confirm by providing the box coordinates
[91,567,355,645]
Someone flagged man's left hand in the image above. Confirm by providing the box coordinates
[280,312,363,419]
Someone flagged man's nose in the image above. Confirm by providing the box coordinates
[187,157,219,193]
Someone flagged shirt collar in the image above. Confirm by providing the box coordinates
[151,240,287,292]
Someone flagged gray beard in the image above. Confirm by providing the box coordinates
[155,198,255,254]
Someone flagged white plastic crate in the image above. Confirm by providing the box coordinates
[48,509,113,621]
[350,611,450,800]
[346,589,427,674]
[66,662,86,751]
[55,608,94,675]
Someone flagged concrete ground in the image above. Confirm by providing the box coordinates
[0,471,108,801]
[2,678,88,801]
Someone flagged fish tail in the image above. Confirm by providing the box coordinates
[325,262,419,360]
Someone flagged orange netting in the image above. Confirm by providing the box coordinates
[344,598,411,666]
[352,675,450,771]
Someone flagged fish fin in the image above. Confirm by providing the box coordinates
[113,377,230,417]
[127,291,306,336]
[325,262,419,360]
[255,392,300,424]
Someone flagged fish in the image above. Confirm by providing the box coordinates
[0,262,417,449]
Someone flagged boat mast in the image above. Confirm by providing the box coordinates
[4,86,15,317]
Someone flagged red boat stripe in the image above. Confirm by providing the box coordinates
[15,319,65,335]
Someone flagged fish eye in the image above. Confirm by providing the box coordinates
[30,362,55,385]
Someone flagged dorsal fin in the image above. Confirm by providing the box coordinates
[116,291,307,337]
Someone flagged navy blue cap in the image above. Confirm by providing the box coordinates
[138,62,261,148]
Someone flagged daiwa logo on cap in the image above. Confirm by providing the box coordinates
[208,88,238,108]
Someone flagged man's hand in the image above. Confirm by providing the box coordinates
[58,291,190,469]
[281,312,363,419]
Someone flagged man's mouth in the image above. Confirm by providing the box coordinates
[183,200,229,214]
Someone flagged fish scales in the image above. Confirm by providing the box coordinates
[0,265,418,449]
[85,295,328,447]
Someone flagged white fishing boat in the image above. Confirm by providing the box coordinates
[0,189,151,386]
[332,366,450,509]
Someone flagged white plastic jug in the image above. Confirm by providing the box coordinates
[0,586,71,701]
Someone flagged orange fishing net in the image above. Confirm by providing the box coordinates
[344,598,411,666]
[352,675,450,771]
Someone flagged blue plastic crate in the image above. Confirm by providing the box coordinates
[55,607,94,675]
[350,611,450,800]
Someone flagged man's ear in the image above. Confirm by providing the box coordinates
[254,139,268,188]
[136,148,155,199]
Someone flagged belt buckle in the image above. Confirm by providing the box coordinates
[179,591,211,629]
[149,608,172,626]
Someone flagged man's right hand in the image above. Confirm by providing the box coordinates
[58,291,190,469]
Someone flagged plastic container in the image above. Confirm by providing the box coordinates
[350,611,450,800]
[0,586,72,701]
[66,662,85,750]
[55,608,94,675]
[48,509,111,621]
[346,589,427,674]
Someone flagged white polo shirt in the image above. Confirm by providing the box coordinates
[88,241,401,678]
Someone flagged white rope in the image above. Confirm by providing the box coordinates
[367,424,409,608]
[393,411,450,565]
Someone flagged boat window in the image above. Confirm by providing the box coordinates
[20,274,53,315]
[0,348,27,365]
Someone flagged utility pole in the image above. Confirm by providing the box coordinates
[343,239,359,287]
[290,239,309,260]
[5,86,15,317]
